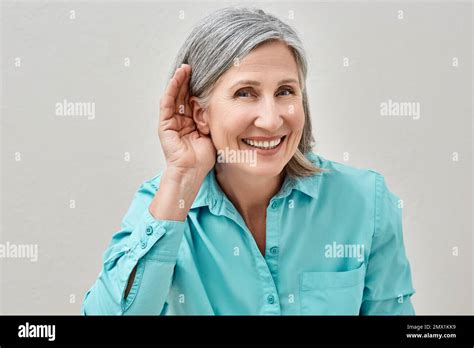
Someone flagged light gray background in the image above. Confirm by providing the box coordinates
[0,0,472,314]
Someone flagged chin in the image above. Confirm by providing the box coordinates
[236,162,286,178]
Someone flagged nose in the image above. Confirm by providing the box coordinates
[253,96,284,132]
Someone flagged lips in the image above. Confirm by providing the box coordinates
[241,134,287,160]
[241,135,286,150]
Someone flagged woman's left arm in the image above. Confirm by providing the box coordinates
[360,172,416,315]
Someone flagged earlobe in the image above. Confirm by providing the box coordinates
[189,96,210,135]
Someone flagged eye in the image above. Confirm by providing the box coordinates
[234,88,253,98]
[277,87,295,96]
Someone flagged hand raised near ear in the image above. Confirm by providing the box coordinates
[158,64,216,179]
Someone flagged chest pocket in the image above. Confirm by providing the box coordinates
[299,263,366,315]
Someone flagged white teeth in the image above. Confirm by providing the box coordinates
[242,137,283,149]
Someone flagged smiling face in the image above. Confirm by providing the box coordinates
[192,40,305,178]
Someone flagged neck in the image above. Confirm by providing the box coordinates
[214,164,285,219]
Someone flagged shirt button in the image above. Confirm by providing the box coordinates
[271,201,279,209]
[267,294,275,304]
[146,226,153,235]
[270,246,279,255]
[140,240,147,249]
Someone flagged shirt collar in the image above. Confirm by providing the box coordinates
[190,152,324,210]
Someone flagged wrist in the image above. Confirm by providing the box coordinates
[164,166,208,187]
[148,166,207,221]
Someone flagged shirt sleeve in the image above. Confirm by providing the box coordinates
[360,172,416,315]
[81,174,187,315]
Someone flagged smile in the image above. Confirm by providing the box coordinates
[241,136,286,150]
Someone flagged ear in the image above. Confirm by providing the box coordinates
[189,96,210,135]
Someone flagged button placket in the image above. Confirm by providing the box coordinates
[263,198,282,314]
[226,203,281,314]
[214,192,282,314]
[270,246,279,255]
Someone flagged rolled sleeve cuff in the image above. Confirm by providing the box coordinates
[360,294,416,315]
[127,208,188,263]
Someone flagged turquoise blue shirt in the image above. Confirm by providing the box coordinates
[81,153,415,315]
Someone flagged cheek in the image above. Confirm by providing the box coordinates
[286,104,305,130]
[208,106,249,146]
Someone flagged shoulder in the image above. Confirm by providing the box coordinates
[309,152,379,188]
[307,152,398,204]
[308,153,403,239]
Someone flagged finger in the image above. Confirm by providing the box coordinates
[176,65,191,115]
[159,77,179,123]
[160,64,186,121]
[184,90,193,118]
[178,123,196,137]
[164,67,182,100]
[180,114,195,128]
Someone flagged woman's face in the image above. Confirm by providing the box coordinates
[198,40,305,178]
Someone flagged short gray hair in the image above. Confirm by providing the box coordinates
[170,6,323,178]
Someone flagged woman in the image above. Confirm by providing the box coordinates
[82,7,415,315]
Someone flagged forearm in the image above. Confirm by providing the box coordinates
[149,167,206,221]
[82,172,196,315]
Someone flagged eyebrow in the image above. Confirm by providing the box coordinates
[230,78,299,90]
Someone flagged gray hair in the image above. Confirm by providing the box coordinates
[170,6,323,178]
